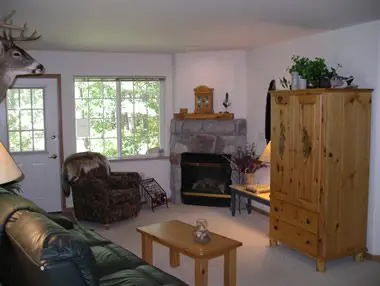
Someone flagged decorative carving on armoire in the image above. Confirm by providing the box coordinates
[302,128,311,159]
[279,121,286,159]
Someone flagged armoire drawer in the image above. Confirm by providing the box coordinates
[270,217,318,257]
[270,199,318,234]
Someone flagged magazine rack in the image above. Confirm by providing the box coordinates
[139,178,169,211]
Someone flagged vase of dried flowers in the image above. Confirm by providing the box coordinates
[224,143,267,185]
[244,172,255,185]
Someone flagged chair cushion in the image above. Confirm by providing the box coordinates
[109,189,139,205]
[91,243,145,277]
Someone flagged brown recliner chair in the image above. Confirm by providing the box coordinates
[62,151,141,228]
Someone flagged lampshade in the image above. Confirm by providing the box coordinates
[0,141,22,184]
[259,141,271,164]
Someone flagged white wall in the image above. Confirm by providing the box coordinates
[174,50,248,118]
[27,49,248,206]
[247,20,380,254]
[28,50,174,202]
[368,26,380,256]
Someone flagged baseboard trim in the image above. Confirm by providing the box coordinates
[365,252,380,262]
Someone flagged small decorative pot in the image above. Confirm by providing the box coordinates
[291,72,300,90]
[319,77,331,88]
[299,77,307,89]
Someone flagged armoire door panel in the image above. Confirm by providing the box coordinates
[270,94,294,203]
[293,96,321,211]
[322,93,372,258]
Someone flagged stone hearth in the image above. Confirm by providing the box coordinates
[170,119,247,203]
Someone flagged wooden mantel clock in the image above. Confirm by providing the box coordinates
[194,85,214,114]
[173,85,234,119]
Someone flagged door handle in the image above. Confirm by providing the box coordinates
[48,154,57,159]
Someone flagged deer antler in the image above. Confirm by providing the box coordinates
[0,10,41,41]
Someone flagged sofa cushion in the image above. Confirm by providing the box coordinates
[47,213,75,229]
[70,224,111,247]
[99,268,188,286]
[92,243,145,277]
[134,265,188,286]
[99,269,161,286]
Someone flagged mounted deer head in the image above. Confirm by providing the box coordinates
[0,10,45,103]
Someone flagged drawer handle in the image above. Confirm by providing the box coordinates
[306,240,310,245]
[274,226,278,230]
[274,207,279,212]
[306,218,311,224]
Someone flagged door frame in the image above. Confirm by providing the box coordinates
[14,74,66,210]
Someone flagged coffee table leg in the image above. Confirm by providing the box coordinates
[141,234,153,264]
[195,259,208,286]
[224,249,237,286]
[170,248,180,268]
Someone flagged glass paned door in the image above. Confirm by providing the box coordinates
[0,77,62,212]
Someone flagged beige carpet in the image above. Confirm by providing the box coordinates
[82,203,380,286]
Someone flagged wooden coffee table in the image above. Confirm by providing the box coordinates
[136,220,243,286]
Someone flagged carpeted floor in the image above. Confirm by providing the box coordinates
[81,203,380,286]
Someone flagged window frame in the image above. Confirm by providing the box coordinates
[73,76,166,160]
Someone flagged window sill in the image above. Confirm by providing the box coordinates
[108,155,169,162]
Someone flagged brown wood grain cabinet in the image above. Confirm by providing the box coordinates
[268,88,373,272]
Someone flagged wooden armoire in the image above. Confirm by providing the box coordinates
[269,88,373,272]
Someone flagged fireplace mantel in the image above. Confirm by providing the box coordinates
[170,118,247,203]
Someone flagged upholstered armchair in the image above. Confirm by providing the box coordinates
[62,151,141,228]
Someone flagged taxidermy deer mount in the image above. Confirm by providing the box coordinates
[0,10,45,103]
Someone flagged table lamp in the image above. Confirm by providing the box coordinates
[0,141,22,185]
[259,141,271,164]
[246,141,271,194]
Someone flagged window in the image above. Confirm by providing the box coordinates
[6,88,46,152]
[74,77,164,159]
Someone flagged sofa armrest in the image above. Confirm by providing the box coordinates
[0,193,46,245]
[5,210,98,286]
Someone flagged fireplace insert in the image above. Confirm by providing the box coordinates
[181,152,231,207]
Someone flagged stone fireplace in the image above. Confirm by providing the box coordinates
[170,119,247,203]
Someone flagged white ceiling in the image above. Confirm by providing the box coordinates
[4,0,380,53]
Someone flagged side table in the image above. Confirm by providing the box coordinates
[229,184,270,216]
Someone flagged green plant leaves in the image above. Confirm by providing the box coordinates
[288,55,341,87]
